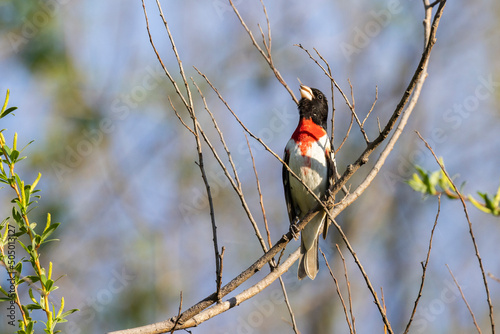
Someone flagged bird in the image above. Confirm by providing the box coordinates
[282,85,333,280]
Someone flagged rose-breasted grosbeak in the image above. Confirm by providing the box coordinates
[283,85,333,280]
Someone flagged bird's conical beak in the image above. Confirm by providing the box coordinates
[300,85,313,101]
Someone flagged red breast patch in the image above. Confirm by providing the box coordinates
[291,118,327,156]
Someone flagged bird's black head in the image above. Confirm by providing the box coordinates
[298,85,329,130]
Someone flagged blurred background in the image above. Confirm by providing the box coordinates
[1,0,499,333]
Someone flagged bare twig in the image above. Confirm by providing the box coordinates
[154,0,193,109]
[191,79,269,254]
[349,79,369,144]
[217,247,225,302]
[362,86,378,128]
[141,0,189,110]
[380,287,387,334]
[336,110,354,154]
[489,273,500,284]
[446,265,482,334]
[337,244,356,334]
[416,131,495,333]
[295,44,353,111]
[277,276,299,334]
[245,134,299,333]
[404,194,441,334]
[170,292,183,334]
[321,248,354,334]
[143,0,223,300]
[245,134,272,249]
[229,0,298,104]
[168,97,194,135]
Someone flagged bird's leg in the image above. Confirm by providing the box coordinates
[289,217,301,240]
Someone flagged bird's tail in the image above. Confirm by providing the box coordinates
[298,236,319,280]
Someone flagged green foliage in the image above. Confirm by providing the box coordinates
[0,90,77,333]
[407,157,500,216]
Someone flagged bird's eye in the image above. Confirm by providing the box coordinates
[318,94,323,100]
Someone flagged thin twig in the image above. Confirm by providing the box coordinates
[337,244,356,334]
[446,265,482,334]
[362,86,378,128]
[404,194,441,334]
[141,0,190,110]
[170,292,183,334]
[217,247,225,302]
[191,79,269,254]
[277,276,299,334]
[229,0,298,104]
[380,288,387,334]
[143,0,223,307]
[245,134,298,333]
[245,134,272,249]
[295,44,353,111]
[489,273,500,284]
[313,48,336,144]
[321,248,354,334]
[336,110,354,154]
[168,97,195,135]
[416,131,495,333]
[155,0,193,109]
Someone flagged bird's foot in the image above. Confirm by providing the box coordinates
[289,219,300,240]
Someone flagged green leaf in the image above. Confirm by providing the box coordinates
[14,261,23,274]
[41,223,60,243]
[10,149,19,162]
[26,303,43,310]
[26,320,35,334]
[468,195,491,214]
[40,274,47,286]
[427,170,440,195]
[0,285,9,297]
[25,275,40,284]
[407,173,427,193]
[18,140,34,155]
[58,308,78,319]
[0,90,15,118]
[1,106,17,118]
[44,279,54,292]
[17,239,30,253]
[31,173,41,191]
[28,288,38,304]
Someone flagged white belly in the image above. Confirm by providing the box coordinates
[286,135,329,217]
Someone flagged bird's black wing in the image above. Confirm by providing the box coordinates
[322,143,335,239]
[282,147,297,225]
